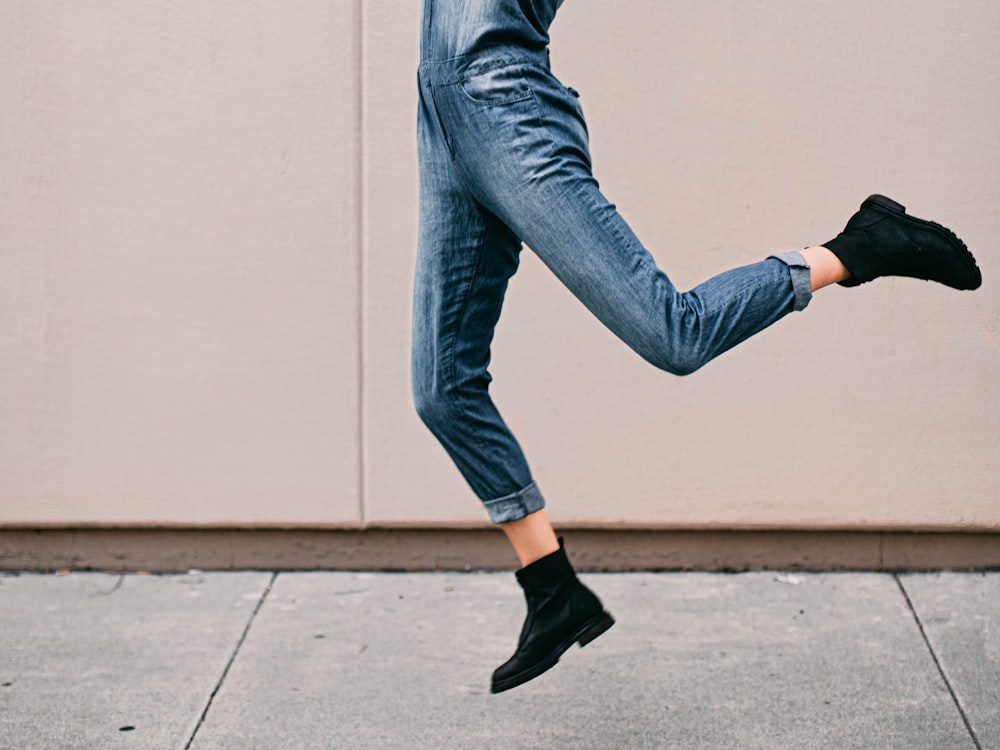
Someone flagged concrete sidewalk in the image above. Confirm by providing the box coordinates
[0,571,996,749]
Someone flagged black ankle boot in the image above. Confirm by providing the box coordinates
[823,194,981,289]
[491,538,614,694]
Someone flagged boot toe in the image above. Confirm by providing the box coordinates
[904,224,981,290]
[826,195,982,290]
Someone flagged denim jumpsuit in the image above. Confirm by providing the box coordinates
[412,0,812,524]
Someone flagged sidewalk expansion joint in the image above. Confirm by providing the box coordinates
[893,574,982,750]
[183,571,278,750]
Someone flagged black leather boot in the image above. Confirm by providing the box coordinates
[491,538,614,694]
[823,194,981,289]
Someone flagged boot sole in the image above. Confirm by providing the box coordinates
[489,610,615,694]
[863,194,982,290]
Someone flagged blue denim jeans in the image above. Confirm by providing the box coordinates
[412,2,812,524]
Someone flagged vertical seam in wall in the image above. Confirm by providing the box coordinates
[356,0,367,528]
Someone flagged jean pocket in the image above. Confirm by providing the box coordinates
[458,64,535,106]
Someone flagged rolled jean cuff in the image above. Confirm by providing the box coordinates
[768,249,812,312]
[484,481,546,524]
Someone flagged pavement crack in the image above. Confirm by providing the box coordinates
[894,574,982,750]
[183,571,278,750]
[88,573,124,598]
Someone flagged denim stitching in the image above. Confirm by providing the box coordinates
[457,84,534,107]
[440,217,492,409]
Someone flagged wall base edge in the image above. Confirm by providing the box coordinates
[1,528,998,572]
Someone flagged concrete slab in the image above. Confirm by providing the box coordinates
[191,572,973,750]
[900,572,1000,749]
[0,571,271,750]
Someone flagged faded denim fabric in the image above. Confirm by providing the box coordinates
[412,0,811,523]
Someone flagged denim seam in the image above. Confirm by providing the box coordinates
[456,79,534,107]
[441,218,491,405]
[575,180,652,288]
[602,193,643,258]
[421,86,495,400]
[527,90,557,182]
[458,58,542,81]
[421,52,549,81]
[424,82,457,159]
[421,52,541,69]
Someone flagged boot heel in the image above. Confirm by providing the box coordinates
[577,611,615,647]
[865,194,906,214]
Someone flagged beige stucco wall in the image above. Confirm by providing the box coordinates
[2,1,998,532]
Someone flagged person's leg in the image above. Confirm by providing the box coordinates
[501,508,558,566]
[437,64,979,380]
[412,78,543,529]
[419,47,981,694]
[413,196,559,565]
[414,66,561,565]
[414,66,612,695]
[434,66,815,377]
[802,246,850,290]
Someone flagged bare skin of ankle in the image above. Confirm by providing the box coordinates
[801,246,850,290]
[501,509,560,567]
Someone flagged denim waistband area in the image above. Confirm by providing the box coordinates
[418,46,550,85]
